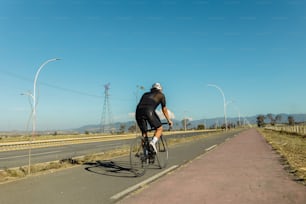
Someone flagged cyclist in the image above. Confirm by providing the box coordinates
[135,82,173,152]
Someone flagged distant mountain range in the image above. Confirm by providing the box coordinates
[1,113,305,135]
[75,113,306,133]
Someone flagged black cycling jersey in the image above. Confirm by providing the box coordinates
[136,88,166,132]
[136,89,166,110]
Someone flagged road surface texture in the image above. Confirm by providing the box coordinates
[0,130,238,204]
[119,128,306,204]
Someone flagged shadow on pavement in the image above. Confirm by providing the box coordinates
[84,160,135,178]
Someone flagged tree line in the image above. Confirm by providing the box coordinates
[256,114,295,127]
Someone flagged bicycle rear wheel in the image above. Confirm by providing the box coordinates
[155,135,169,169]
[130,137,147,176]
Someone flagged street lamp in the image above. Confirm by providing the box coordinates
[183,110,189,131]
[230,103,241,127]
[22,58,60,175]
[32,58,60,135]
[208,84,228,131]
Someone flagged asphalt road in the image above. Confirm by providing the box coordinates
[0,139,130,169]
[0,130,243,204]
[0,130,221,169]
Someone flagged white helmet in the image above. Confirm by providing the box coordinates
[152,82,162,90]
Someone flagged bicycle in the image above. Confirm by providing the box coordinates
[129,123,170,177]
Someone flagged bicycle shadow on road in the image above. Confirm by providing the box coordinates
[84,160,136,178]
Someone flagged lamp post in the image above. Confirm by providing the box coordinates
[231,103,241,127]
[208,84,228,131]
[183,111,188,131]
[23,58,60,175]
[32,58,60,135]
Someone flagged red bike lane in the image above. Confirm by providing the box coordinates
[118,128,306,204]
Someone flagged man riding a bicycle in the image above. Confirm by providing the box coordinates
[135,82,173,153]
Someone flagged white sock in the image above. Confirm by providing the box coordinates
[152,136,158,144]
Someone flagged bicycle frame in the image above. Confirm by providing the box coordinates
[129,123,170,177]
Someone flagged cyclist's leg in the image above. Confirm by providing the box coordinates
[147,111,163,140]
[135,110,149,137]
[154,126,163,139]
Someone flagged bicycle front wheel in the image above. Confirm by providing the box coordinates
[130,137,147,177]
[155,136,169,169]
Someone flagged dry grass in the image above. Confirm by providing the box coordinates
[0,161,75,183]
[0,131,140,144]
[167,134,211,146]
[258,128,306,184]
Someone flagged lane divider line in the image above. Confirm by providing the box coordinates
[110,165,179,201]
[205,145,217,152]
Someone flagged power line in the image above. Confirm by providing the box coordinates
[40,82,103,98]
[1,70,103,98]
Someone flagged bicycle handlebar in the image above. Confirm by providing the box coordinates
[162,122,172,131]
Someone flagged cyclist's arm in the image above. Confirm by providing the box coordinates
[162,106,173,126]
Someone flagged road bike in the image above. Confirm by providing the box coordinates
[129,123,169,177]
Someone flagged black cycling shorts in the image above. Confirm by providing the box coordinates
[135,108,162,133]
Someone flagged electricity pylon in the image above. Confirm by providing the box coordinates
[100,83,113,133]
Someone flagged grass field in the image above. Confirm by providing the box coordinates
[258,128,306,185]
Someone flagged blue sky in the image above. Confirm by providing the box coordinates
[0,0,305,131]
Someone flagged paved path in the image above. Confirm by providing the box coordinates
[118,129,306,204]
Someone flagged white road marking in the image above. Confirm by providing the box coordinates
[205,145,217,151]
[110,165,179,201]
